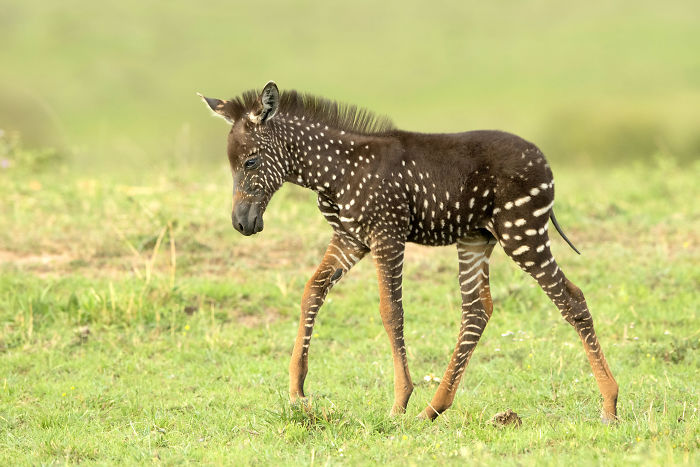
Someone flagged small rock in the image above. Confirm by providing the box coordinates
[489,409,522,428]
[75,325,90,343]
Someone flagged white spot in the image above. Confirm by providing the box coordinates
[533,201,554,217]
[514,196,531,206]
[514,218,526,226]
[512,245,530,256]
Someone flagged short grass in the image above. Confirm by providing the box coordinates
[0,155,698,465]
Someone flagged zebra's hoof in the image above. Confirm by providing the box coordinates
[601,413,619,425]
[290,395,312,412]
[416,407,439,421]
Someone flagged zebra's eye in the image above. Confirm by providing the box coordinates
[244,157,260,170]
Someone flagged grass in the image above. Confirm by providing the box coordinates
[0,151,698,464]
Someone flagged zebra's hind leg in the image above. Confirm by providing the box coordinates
[501,233,619,423]
[418,233,496,420]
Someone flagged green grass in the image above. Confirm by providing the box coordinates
[1,153,698,464]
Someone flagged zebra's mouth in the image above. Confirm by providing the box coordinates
[232,202,265,236]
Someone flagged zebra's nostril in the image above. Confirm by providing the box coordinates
[253,214,264,233]
[237,222,244,232]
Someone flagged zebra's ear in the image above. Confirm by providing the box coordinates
[197,93,234,124]
[249,81,279,124]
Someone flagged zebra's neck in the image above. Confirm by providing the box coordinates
[277,116,380,203]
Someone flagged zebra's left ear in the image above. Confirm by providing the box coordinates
[249,81,279,124]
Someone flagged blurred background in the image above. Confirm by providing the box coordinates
[1,0,698,172]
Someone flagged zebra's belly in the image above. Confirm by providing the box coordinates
[406,219,486,246]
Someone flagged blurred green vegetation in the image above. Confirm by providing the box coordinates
[1,0,699,170]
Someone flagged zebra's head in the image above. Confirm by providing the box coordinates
[199,81,288,236]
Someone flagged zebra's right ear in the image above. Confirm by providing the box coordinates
[197,93,235,124]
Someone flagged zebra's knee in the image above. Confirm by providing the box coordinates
[301,270,335,311]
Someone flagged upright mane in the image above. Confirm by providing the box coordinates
[227,89,395,135]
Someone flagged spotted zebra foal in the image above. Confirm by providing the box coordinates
[198,81,619,422]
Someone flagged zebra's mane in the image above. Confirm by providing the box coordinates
[228,89,395,135]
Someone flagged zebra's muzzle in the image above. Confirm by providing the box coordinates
[232,201,264,236]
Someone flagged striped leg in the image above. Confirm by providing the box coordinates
[371,238,414,416]
[289,233,368,403]
[418,234,496,420]
[502,234,619,422]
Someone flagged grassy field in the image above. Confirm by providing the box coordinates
[0,145,698,464]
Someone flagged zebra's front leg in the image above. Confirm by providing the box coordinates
[289,234,368,403]
[419,235,496,420]
[371,238,414,416]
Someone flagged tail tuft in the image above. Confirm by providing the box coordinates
[550,210,581,255]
